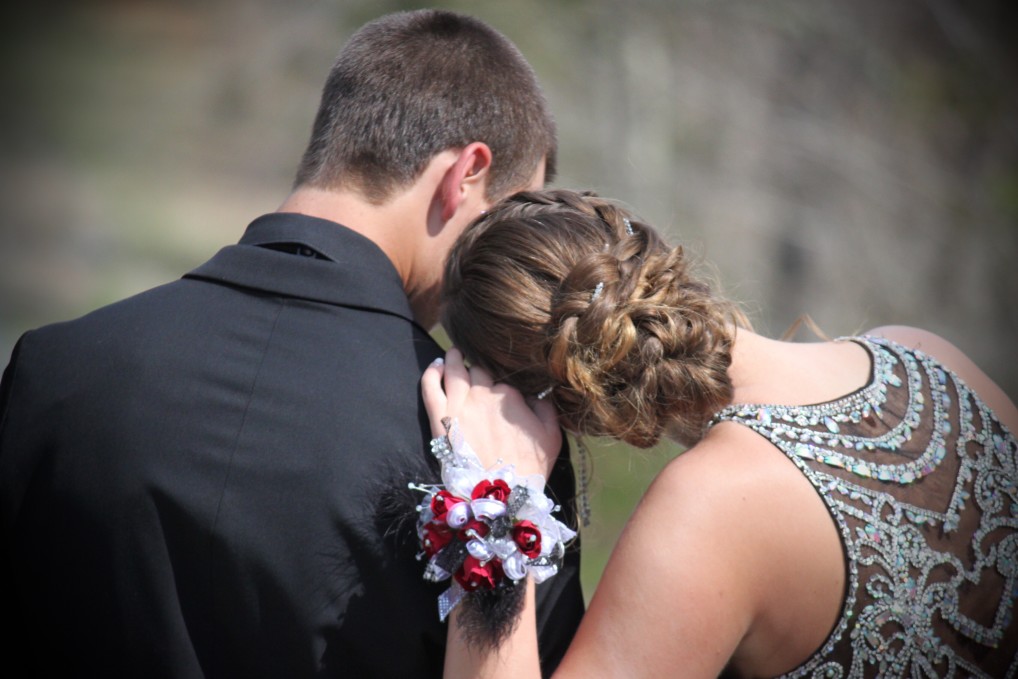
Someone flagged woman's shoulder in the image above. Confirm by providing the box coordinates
[582,421,845,677]
[654,424,795,501]
[865,325,1018,433]
[638,424,818,571]
[561,428,784,676]
[864,325,970,371]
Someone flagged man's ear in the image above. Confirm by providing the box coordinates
[439,142,492,222]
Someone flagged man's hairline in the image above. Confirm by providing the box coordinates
[295,145,556,204]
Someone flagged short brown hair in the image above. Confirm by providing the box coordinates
[294,10,556,203]
[442,190,748,448]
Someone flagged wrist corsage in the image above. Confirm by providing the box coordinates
[411,417,577,622]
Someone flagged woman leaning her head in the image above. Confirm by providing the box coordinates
[442,189,749,448]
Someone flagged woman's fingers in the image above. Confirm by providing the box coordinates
[421,357,448,437]
[442,347,471,413]
[421,348,480,437]
[422,347,562,478]
[468,363,494,388]
[531,397,561,439]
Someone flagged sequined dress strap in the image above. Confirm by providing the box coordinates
[709,336,1018,679]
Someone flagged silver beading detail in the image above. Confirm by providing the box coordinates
[709,336,1018,677]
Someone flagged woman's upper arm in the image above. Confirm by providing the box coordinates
[554,445,761,678]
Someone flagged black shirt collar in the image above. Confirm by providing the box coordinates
[184,213,417,325]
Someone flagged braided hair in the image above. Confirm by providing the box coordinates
[442,189,747,447]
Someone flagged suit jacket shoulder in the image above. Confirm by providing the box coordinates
[0,213,584,677]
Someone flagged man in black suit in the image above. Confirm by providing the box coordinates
[0,10,583,677]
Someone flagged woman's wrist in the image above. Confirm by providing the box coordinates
[412,417,577,623]
[444,577,541,679]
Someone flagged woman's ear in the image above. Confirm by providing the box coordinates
[440,142,492,222]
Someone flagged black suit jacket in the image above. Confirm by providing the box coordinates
[0,213,583,677]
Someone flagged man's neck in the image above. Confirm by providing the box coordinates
[278,186,422,285]
[277,183,449,327]
[278,151,492,330]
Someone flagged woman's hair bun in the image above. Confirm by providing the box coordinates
[443,189,745,448]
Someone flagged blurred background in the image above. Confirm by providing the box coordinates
[1,0,1016,597]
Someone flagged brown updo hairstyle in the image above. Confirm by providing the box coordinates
[442,189,749,448]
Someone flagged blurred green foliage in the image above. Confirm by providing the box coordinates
[574,437,677,600]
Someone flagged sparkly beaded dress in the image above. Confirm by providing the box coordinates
[709,336,1018,678]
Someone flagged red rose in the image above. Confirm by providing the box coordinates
[421,521,453,558]
[512,520,542,558]
[430,490,464,523]
[454,555,504,591]
[471,478,511,503]
[460,518,490,539]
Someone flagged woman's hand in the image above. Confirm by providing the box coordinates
[422,348,561,479]
[423,349,557,679]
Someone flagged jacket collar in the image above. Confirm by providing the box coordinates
[184,213,417,325]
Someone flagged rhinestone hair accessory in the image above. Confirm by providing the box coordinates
[589,218,633,305]
[535,386,553,400]
[410,417,576,621]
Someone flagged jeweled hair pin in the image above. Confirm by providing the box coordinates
[590,219,631,305]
